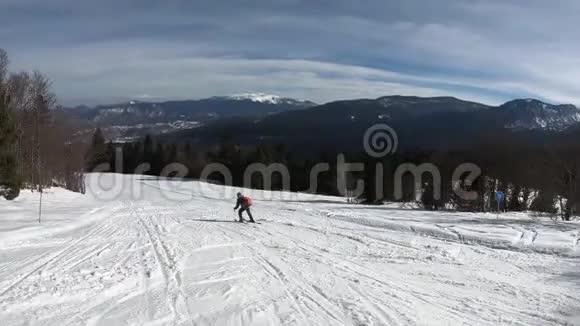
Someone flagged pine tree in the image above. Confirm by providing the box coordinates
[0,83,21,199]
[530,191,557,214]
[86,128,108,171]
[142,134,154,166]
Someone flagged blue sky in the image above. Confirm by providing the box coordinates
[1,0,579,106]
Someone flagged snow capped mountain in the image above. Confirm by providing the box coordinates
[214,93,315,106]
[498,99,580,131]
[179,95,580,154]
[69,94,316,124]
[227,93,283,104]
[65,94,580,147]
[65,95,316,141]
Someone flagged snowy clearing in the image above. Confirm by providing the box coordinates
[0,174,579,325]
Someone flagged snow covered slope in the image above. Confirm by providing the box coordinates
[0,174,579,325]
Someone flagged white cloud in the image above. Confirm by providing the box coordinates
[2,0,580,106]
[7,42,506,105]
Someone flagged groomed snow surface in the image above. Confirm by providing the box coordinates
[0,174,579,325]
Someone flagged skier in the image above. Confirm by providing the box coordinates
[234,192,255,223]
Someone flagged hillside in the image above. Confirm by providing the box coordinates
[0,174,578,325]
[162,95,580,154]
[66,94,316,142]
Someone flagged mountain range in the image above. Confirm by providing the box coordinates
[65,93,315,141]
[67,94,580,150]
[158,95,580,153]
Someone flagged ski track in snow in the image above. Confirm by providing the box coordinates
[0,174,579,325]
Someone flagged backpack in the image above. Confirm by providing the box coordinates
[242,196,253,207]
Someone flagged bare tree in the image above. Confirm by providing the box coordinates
[7,72,32,177]
[0,49,8,83]
[0,48,86,202]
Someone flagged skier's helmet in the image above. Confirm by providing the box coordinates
[237,192,242,198]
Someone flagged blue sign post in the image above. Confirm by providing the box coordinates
[495,191,505,217]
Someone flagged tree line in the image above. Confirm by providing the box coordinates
[86,127,579,221]
[0,49,85,200]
